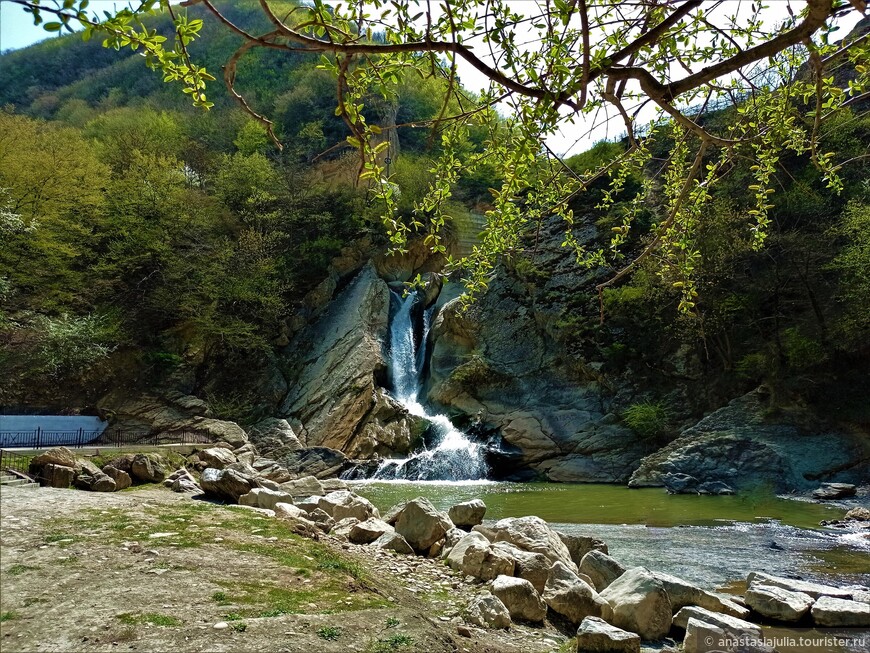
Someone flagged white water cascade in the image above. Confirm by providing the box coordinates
[372,291,488,480]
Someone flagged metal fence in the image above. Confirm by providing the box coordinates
[0,449,32,475]
[0,428,213,449]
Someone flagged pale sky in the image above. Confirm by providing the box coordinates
[0,1,864,156]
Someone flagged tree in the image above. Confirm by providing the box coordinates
[13,0,870,311]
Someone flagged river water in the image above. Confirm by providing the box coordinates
[353,481,870,590]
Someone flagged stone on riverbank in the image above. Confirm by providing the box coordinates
[557,532,608,565]
[393,497,454,552]
[672,605,763,638]
[542,561,612,626]
[746,571,853,600]
[812,483,857,500]
[599,567,671,640]
[200,467,257,502]
[745,584,814,622]
[652,571,749,618]
[575,616,640,653]
[466,595,511,629]
[490,516,576,569]
[317,490,379,521]
[579,549,625,591]
[683,617,772,653]
[372,531,414,554]
[239,487,295,511]
[460,542,515,581]
[492,541,552,593]
[811,596,870,627]
[448,499,486,529]
[446,532,490,571]
[349,518,393,544]
[491,575,547,623]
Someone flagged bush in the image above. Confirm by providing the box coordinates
[623,401,670,440]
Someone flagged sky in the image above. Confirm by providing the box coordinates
[0,1,864,155]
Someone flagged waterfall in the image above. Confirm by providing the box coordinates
[372,290,488,481]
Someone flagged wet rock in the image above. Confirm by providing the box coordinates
[393,497,454,552]
[490,516,575,569]
[40,463,75,488]
[492,541,551,593]
[196,448,237,470]
[575,616,640,653]
[745,584,814,622]
[812,482,857,500]
[599,567,671,641]
[652,571,749,618]
[200,467,257,502]
[579,550,626,592]
[542,561,612,626]
[490,575,547,623]
[317,490,379,522]
[557,531,608,565]
[697,480,735,495]
[466,595,511,629]
[349,518,394,544]
[448,499,486,529]
[746,571,853,600]
[845,507,870,521]
[662,473,700,494]
[811,596,870,627]
[102,465,132,490]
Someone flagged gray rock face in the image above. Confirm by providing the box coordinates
[579,550,626,592]
[811,596,870,627]
[542,561,612,626]
[599,567,672,640]
[557,532,608,565]
[277,447,348,480]
[102,465,132,490]
[466,595,511,629]
[448,499,486,529]
[200,467,257,502]
[745,584,814,622]
[746,571,853,600]
[576,616,640,653]
[393,497,454,552]
[490,575,547,623]
[317,490,379,522]
[348,518,393,544]
[628,390,870,491]
[280,263,424,458]
[246,418,304,457]
[490,516,576,569]
[491,542,552,593]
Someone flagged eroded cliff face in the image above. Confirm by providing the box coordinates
[279,262,426,458]
[426,279,648,483]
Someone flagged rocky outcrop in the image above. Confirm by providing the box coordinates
[628,390,870,491]
[746,571,854,600]
[279,263,426,459]
[557,532,608,566]
[246,418,304,457]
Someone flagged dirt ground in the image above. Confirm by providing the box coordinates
[0,485,571,653]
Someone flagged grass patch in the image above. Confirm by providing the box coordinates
[230,622,247,633]
[7,564,38,576]
[223,613,244,622]
[42,532,81,546]
[385,616,401,628]
[0,611,16,623]
[212,591,228,603]
[317,626,342,641]
[116,613,182,627]
[366,634,415,652]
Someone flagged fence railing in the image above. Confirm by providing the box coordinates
[0,429,213,450]
[0,449,33,476]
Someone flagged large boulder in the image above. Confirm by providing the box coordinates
[448,499,486,529]
[746,571,853,600]
[490,516,575,569]
[200,467,257,502]
[246,417,304,457]
[280,475,325,497]
[330,517,360,539]
[90,473,117,492]
[393,497,453,552]
[372,531,414,554]
[273,502,320,538]
[599,567,671,640]
[579,550,626,592]
[492,542,552,593]
[460,542,515,581]
[196,447,238,470]
[102,465,132,491]
[317,490,379,521]
[30,447,78,471]
[166,468,199,493]
[238,487,295,511]
[349,518,394,544]
[39,463,76,488]
[277,447,348,479]
[812,482,857,500]
[672,606,763,638]
[652,571,749,618]
[683,617,772,653]
[542,561,612,626]
[446,532,490,571]
[557,531,608,565]
[745,584,814,622]
[490,575,547,623]
[130,454,166,483]
[466,595,511,629]
[575,616,640,653]
[811,596,870,627]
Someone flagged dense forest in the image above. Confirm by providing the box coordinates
[1,1,868,437]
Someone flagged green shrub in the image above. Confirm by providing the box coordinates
[623,401,670,440]
[317,626,342,641]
